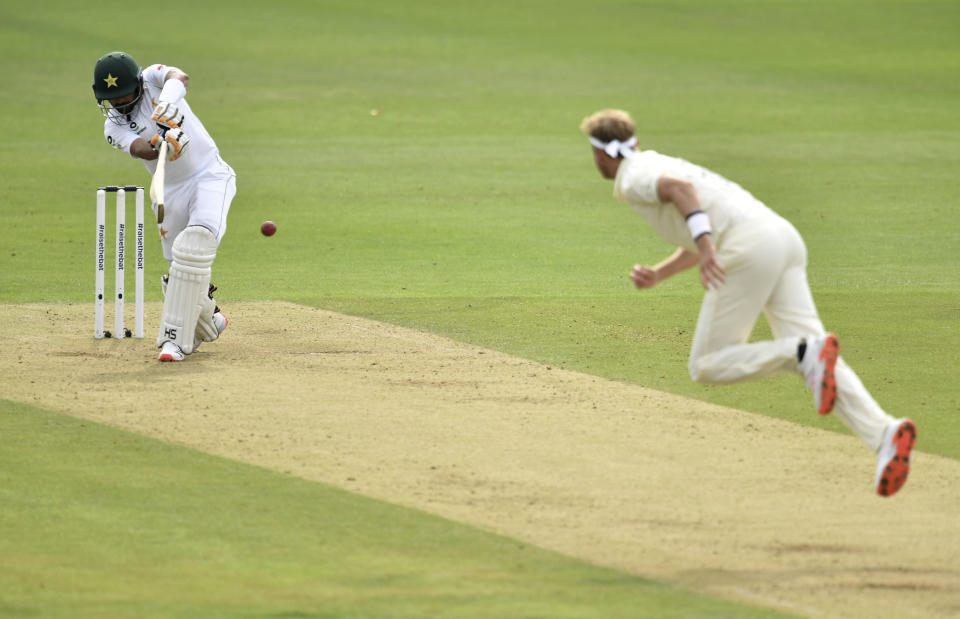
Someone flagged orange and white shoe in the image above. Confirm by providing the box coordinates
[158,341,185,362]
[801,333,839,415]
[875,419,917,497]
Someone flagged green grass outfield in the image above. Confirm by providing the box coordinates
[2,0,958,615]
[1,400,785,619]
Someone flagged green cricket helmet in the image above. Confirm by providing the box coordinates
[92,51,144,118]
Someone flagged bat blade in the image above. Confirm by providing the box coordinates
[149,140,168,223]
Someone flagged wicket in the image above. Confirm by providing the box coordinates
[95,186,144,339]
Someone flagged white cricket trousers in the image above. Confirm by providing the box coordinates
[155,156,236,264]
[687,215,892,451]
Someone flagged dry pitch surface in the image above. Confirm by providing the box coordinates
[3,301,959,618]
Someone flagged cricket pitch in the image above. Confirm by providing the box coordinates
[2,301,959,618]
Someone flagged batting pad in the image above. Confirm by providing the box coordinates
[156,226,217,354]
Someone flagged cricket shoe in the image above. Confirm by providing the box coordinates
[158,341,185,362]
[875,418,917,498]
[213,311,228,335]
[208,283,226,338]
[801,333,839,415]
[192,311,228,352]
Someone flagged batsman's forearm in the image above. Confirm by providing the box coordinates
[130,138,159,161]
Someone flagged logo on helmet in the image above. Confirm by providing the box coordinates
[93,52,144,122]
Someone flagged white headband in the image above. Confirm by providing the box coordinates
[589,135,638,159]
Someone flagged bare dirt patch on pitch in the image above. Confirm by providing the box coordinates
[3,301,959,618]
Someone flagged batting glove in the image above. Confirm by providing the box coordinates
[151,102,184,130]
[150,129,190,160]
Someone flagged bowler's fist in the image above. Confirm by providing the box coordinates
[630,265,658,289]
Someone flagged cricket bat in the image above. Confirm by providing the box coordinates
[150,139,168,223]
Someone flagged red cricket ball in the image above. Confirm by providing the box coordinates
[260,220,277,237]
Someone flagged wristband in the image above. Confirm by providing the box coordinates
[158,78,186,104]
[685,210,711,241]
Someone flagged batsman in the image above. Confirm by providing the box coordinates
[92,51,236,362]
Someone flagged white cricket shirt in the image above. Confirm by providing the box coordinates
[614,150,777,252]
[103,64,221,186]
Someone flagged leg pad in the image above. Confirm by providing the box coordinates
[156,226,217,354]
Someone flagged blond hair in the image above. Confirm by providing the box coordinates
[579,109,636,143]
